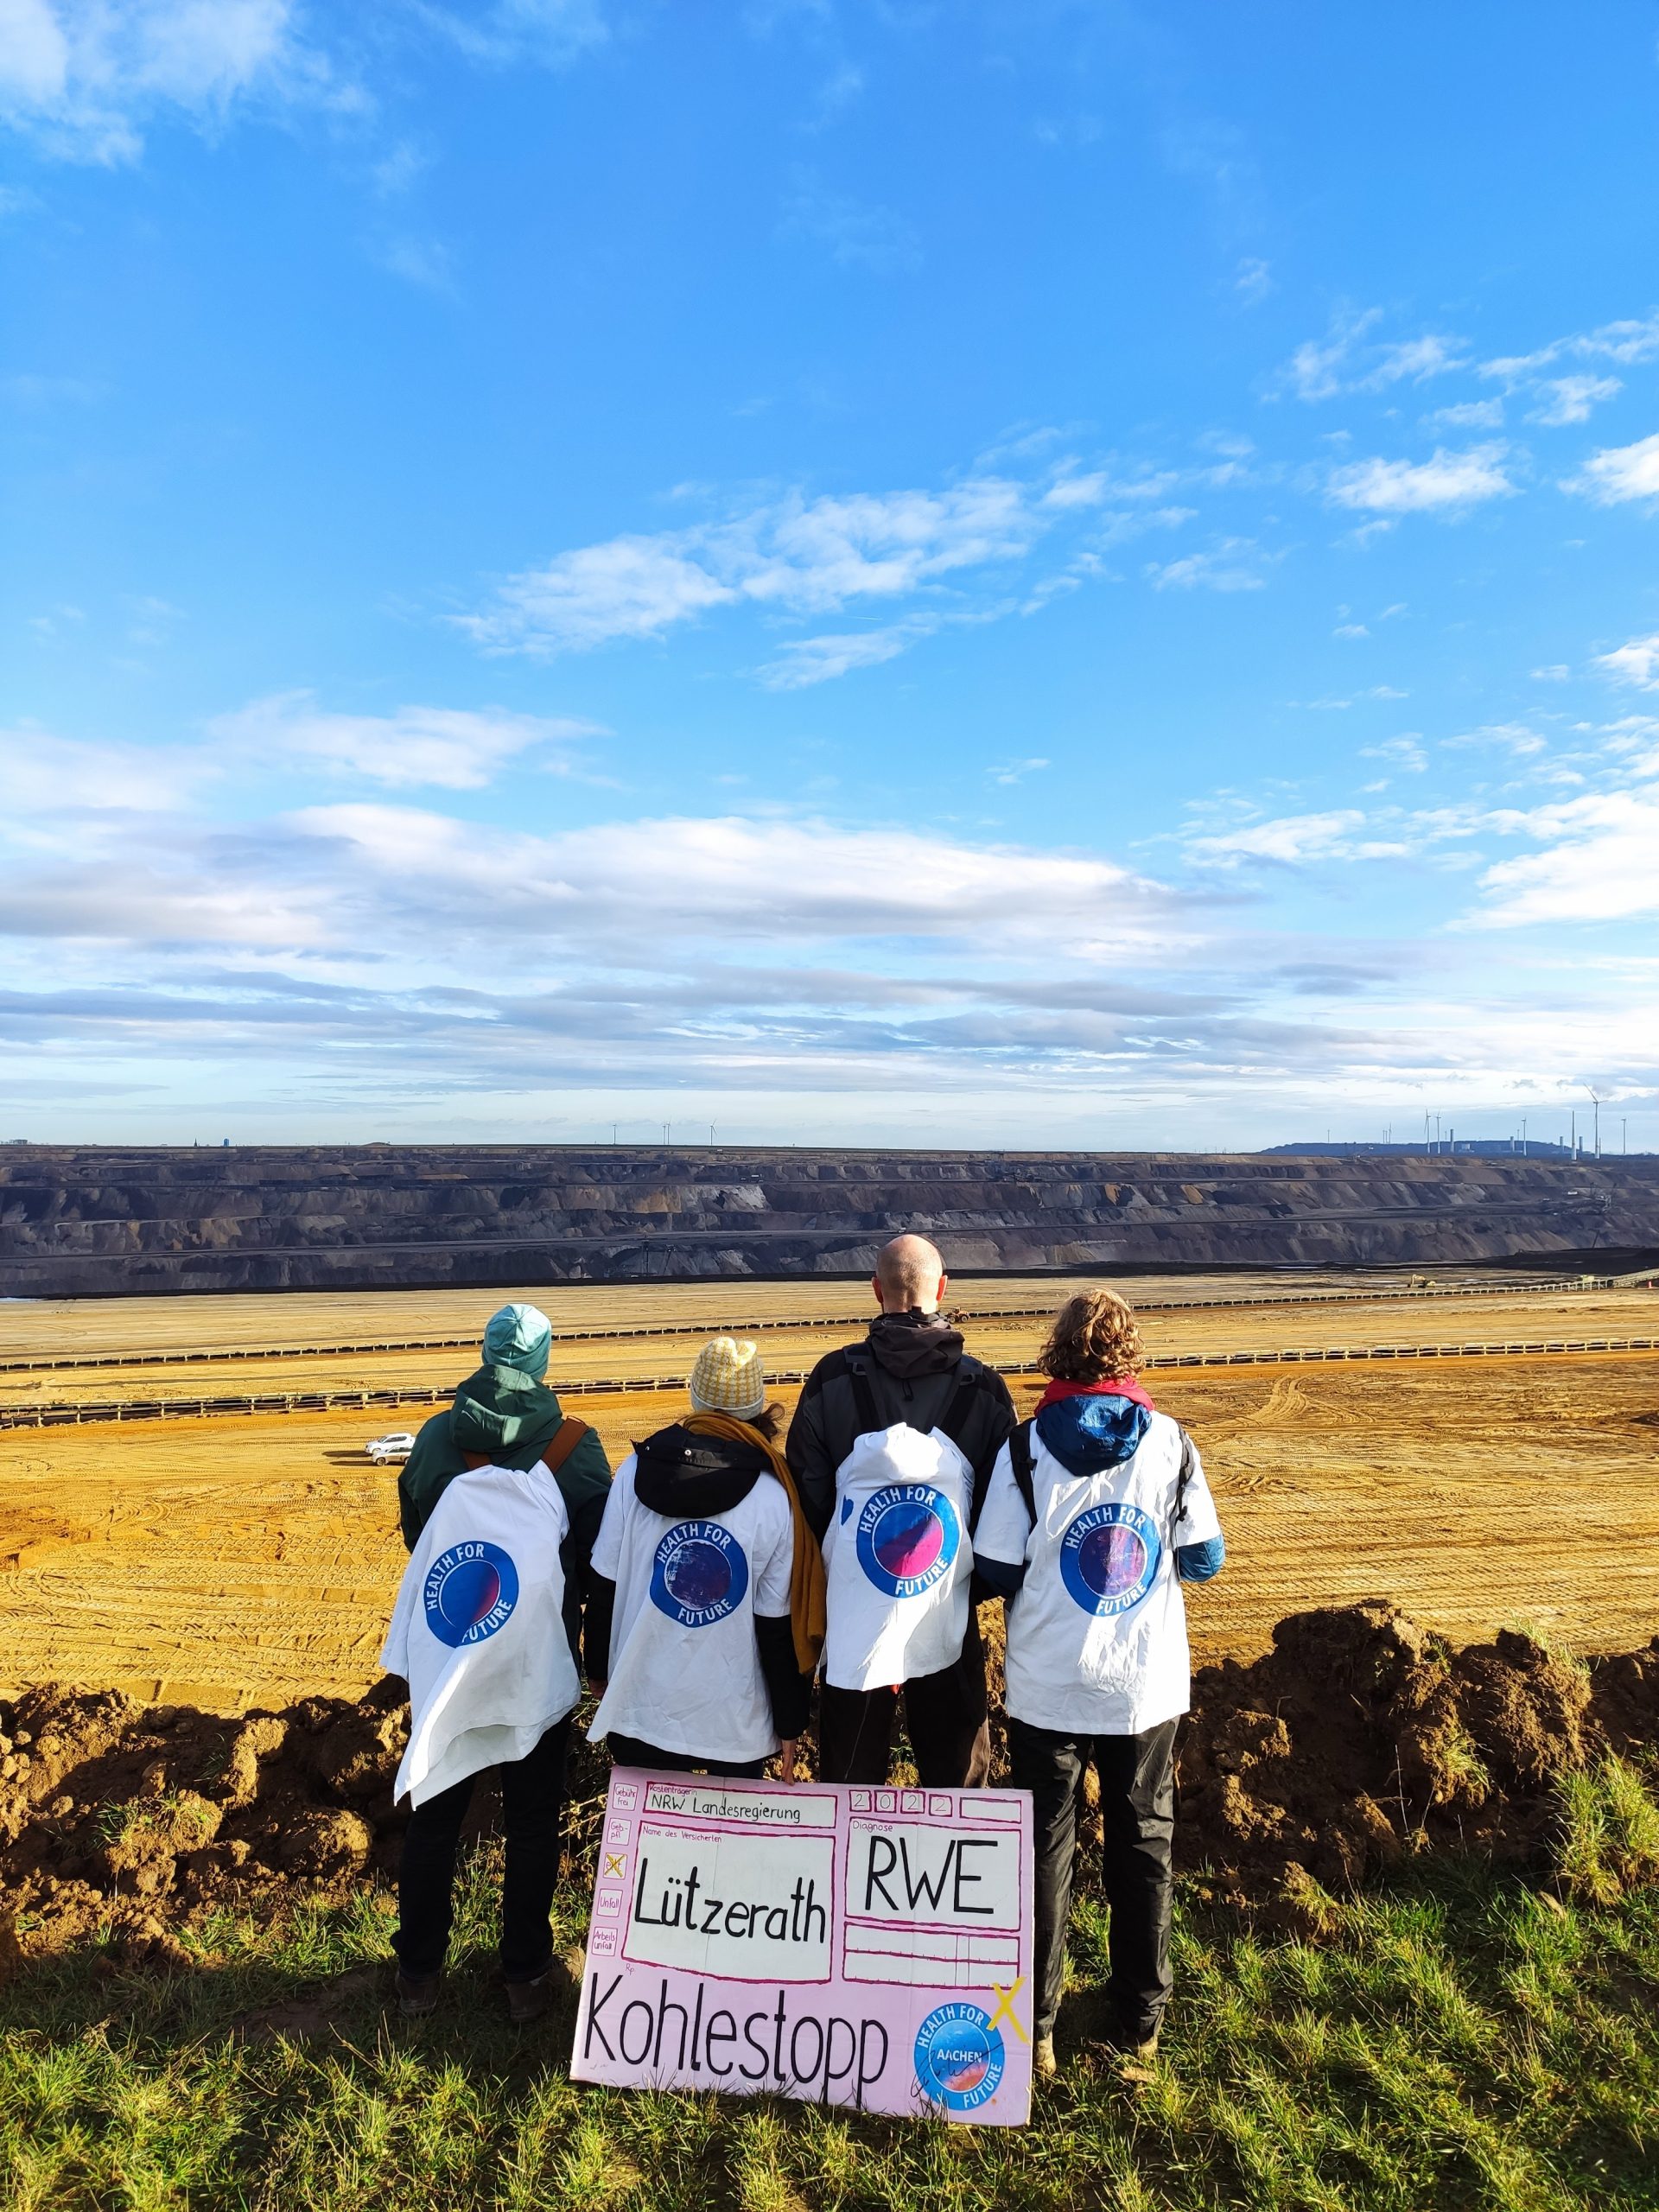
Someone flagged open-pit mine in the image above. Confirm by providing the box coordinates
[1,1260,1654,1713]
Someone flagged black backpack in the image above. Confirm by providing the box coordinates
[1006,1413,1198,1537]
[842,1351,999,1459]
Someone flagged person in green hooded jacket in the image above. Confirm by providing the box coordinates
[390,1302,613,2022]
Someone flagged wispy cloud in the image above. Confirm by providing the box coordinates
[1146,538,1268,591]
[1480,308,1659,381]
[1185,809,1383,866]
[1326,444,1514,515]
[376,235,457,295]
[0,0,346,164]
[779,169,920,273]
[1527,374,1621,426]
[1234,257,1272,306]
[1426,397,1503,430]
[1565,432,1659,506]
[1274,309,1468,402]
[757,621,934,690]
[1360,735,1427,773]
[461,471,1075,661]
[209,695,602,787]
[419,0,611,68]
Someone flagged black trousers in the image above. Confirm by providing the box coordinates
[1007,1714,1179,2043]
[818,1608,991,1788]
[395,1717,570,1985]
[607,1732,768,1780]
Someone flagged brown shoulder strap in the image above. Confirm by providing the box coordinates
[539,1416,589,1477]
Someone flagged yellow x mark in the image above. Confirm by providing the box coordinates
[603,1852,627,1879]
[988,1978,1028,2044]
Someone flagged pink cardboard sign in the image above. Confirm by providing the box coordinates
[571,1768,1033,2124]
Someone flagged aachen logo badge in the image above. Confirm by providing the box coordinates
[1058,1501,1160,1617]
[855,1483,961,1599]
[913,2003,1006,2111]
[649,1519,750,1627]
[423,1540,519,1648]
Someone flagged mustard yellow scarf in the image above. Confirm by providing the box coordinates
[683,1411,825,1675]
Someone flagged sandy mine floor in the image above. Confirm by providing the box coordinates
[0,1273,1654,1709]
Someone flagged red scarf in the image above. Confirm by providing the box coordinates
[1035,1375,1157,1414]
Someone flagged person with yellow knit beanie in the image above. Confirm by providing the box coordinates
[584,1338,823,1777]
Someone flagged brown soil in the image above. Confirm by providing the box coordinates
[0,1603,1653,1973]
[1174,1602,1659,1927]
[3,1341,1653,1715]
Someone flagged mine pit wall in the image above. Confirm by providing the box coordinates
[1,1145,1656,1297]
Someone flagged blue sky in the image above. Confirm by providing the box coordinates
[3,1,1657,1152]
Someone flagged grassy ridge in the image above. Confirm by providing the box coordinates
[2,1848,1656,2212]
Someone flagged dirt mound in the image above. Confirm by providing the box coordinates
[1177,1600,1659,1923]
[0,1604,1653,1970]
[0,1677,414,1967]
[0,1672,619,1971]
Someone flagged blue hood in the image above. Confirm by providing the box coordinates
[1034,1394,1152,1474]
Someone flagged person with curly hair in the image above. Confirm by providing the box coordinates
[973,1287,1225,2078]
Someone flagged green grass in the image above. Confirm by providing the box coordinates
[2,1847,1656,2212]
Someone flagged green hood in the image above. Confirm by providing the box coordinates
[397,1361,612,1548]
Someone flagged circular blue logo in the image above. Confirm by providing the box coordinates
[914,2003,1006,2111]
[423,1540,519,1648]
[854,1484,960,1599]
[1058,1502,1160,1617]
[649,1520,749,1627]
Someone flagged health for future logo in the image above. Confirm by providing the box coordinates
[1058,1502,1160,1617]
[912,2003,1006,2112]
[855,1484,961,1599]
[650,1520,750,1627]
[423,1540,520,1648]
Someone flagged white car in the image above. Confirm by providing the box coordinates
[366,1431,416,1464]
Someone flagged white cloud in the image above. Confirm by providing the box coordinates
[1274,310,1467,402]
[1326,444,1514,515]
[1276,308,1382,402]
[1566,432,1659,506]
[1361,735,1427,772]
[1469,787,1659,926]
[1333,622,1370,639]
[0,723,209,812]
[1185,810,1371,865]
[757,622,929,689]
[1482,309,1659,382]
[0,0,327,162]
[422,0,610,67]
[1444,721,1548,759]
[1146,538,1267,592]
[1427,398,1504,430]
[461,474,1053,658]
[1530,664,1571,682]
[1527,374,1621,427]
[208,694,601,787]
[1595,634,1659,691]
[463,536,741,654]
[1294,686,1408,710]
[1235,257,1272,306]
[282,805,1181,954]
[987,757,1050,785]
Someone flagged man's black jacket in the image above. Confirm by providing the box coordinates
[785,1308,1016,1540]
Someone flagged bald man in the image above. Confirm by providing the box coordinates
[786,1235,1015,1787]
